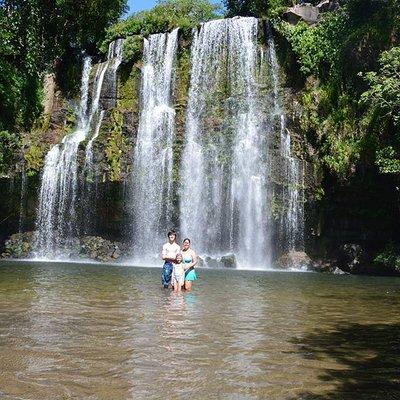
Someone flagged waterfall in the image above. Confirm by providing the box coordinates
[18,170,27,234]
[35,40,124,258]
[268,30,304,253]
[180,17,272,268]
[130,29,178,259]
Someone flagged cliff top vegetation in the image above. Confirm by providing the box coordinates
[100,0,223,52]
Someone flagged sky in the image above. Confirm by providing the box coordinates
[127,0,158,13]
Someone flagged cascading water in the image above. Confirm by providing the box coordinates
[18,170,27,234]
[84,39,124,177]
[35,40,124,258]
[130,29,178,260]
[268,30,304,252]
[180,17,272,268]
[82,110,105,234]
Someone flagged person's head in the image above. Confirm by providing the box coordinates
[182,238,191,251]
[167,229,177,243]
[175,253,183,263]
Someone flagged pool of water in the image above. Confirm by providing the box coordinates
[0,260,399,399]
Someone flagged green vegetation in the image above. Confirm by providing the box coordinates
[361,46,400,174]
[224,0,291,17]
[121,36,143,64]
[101,0,222,52]
[102,110,131,182]
[274,0,399,179]
[373,243,400,274]
[0,0,127,174]
[0,130,19,175]
[223,0,400,179]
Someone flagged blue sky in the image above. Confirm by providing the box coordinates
[127,0,158,13]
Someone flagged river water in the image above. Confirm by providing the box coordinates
[0,260,399,399]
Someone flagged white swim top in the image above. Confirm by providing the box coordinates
[173,263,185,276]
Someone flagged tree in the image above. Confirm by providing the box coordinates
[102,0,222,49]
[223,0,292,17]
[0,0,128,131]
[361,47,400,174]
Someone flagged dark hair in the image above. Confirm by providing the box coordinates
[182,238,191,244]
[167,229,176,237]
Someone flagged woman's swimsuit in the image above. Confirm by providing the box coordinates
[183,255,197,281]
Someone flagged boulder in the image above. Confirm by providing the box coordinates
[2,231,130,263]
[316,0,340,12]
[3,231,36,258]
[202,254,237,268]
[308,259,336,273]
[283,0,339,26]
[333,267,349,275]
[336,243,369,274]
[275,251,312,269]
[203,256,220,268]
[283,5,320,25]
[112,248,120,259]
[219,254,237,268]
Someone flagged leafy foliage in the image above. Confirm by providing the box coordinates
[361,47,400,130]
[101,0,222,52]
[275,0,400,178]
[0,130,19,175]
[374,242,400,273]
[0,0,127,132]
[121,36,143,63]
[223,0,292,17]
[360,47,400,173]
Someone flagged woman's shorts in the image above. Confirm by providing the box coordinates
[185,269,197,281]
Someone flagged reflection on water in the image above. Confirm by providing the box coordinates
[0,260,399,399]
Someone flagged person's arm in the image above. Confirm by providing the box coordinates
[161,245,167,260]
[191,251,198,268]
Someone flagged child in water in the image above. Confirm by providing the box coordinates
[171,253,185,292]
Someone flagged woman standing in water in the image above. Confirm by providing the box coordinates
[181,238,198,291]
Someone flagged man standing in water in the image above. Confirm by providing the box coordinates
[161,230,181,288]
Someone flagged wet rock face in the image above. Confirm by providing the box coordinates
[100,68,118,109]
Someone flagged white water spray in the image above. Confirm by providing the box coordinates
[130,29,179,259]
